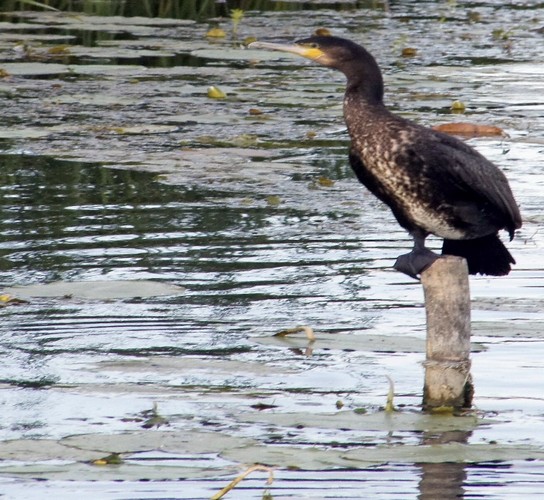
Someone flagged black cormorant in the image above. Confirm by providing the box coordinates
[249,36,522,278]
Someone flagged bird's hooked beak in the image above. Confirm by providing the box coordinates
[248,41,327,64]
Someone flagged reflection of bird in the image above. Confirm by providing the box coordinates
[250,36,522,278]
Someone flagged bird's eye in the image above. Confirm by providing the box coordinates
[309,43,319,49]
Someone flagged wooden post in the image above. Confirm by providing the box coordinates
[420,256,473,410]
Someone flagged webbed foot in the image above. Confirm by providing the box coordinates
[394,248,439,279]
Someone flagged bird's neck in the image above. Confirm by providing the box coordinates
[343,90,390,144]
[345,79,384,105]
[342,51,385,106]
[343,87,387,125]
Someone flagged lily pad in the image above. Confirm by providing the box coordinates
[254,332,486,353]
[3,280,185,300]
[0,127,52,139]
[0,33,76,42]
[0,461,230,481]
[61,430,256,455]
[68,64,148,76]
[0,431,258,480]
[67,45,176,60]
[0,439,100,461]
[234,410,484,433]
[222,442,544,469]
[0,62,69,76]
[344,442,544,464]
[94,356,297,376]
[192,48,302,62]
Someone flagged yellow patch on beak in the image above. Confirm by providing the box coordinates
[249,41,328,64]
[297,46,326,61]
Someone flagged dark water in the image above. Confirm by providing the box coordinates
[0,153,383,371]
[1,156,183,281]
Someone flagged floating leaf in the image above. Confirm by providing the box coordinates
[47,44,71,55]
[243,36,257,46]
[91,452,124,466]
[317,176,335,187]
[141,415,169,429]
[230,134,259,147]
[234,410,485,434]
[0,294,28,306]
[450,100,466,113]
[265,195,281,206]
[207,27,226,38]
[433,122,506,137]
[3,280,186,300]
[314,28,332,36]
[0,62,68,76]
[492,28,512,41]
[140,402,169,429]
[61,430,258,456]
[0,127,52,139]
[207,85,227,99]
[401,47,418,57]
[221,438,544,470]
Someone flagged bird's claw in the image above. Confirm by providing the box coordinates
[394,249,439,279]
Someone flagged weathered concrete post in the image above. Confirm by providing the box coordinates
[420,256,473,410]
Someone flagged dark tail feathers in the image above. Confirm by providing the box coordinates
[442,233,516,276]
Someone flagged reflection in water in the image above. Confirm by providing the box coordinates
[1,154,182,281]
[419,462,467,500]
[418,431,471,500]
[0,154,269,284]
[0,153,384,382]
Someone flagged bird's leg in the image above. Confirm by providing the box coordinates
[393,232,439,279]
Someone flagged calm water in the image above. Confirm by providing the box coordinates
[1,1,544,498]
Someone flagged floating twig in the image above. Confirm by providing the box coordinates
[274,325,315,341]
[211,464,274,500]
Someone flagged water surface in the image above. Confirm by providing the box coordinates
[1,1,544,498]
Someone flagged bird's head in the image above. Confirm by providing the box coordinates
[249,35,384,103]
[249,35,363,71]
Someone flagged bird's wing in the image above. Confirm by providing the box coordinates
[412,130,522,236]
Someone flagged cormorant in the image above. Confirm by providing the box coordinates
[249,36,522,278]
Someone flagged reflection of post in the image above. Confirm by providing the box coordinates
[421,256,473,409]
[418,430,470,499]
